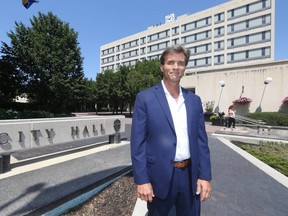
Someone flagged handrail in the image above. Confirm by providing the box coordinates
[234,114,266,126]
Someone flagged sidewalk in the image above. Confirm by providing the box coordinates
[0,126,133,216]
[132,123,288,216]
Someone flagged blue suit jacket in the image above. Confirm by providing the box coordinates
[131,82,212,199]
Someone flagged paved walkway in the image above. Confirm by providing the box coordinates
[132,122,288,216]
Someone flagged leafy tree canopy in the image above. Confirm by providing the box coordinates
[1,12,84,112]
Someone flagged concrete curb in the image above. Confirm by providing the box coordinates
[217,136,288,188]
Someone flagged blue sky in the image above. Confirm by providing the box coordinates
[1,0,287,80]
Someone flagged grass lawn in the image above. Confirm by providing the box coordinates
[233,141,288,177]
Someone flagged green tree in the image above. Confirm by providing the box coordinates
[112,65,130,113]
[1,12,84,113]
[72,78,97,112]
[94,60,161,114]
[0,58,25,104]
[95,70,115,112]
[127,59,162,111]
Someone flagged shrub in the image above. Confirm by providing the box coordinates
[18,110,54,119]
[0,108,7,119]
[209,114,219,120]
[203,101,215,113]
[245,112,288,126]
[0,109,74,120]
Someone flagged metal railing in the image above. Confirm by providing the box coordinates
[235,114,267,126]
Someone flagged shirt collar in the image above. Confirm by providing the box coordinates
[161,80,183,97]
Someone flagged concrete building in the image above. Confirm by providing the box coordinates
[100,0,288,113]
[181,59,288,114]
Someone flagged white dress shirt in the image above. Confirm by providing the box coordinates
[161,81,190,161]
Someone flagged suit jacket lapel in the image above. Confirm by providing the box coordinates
[183,88,194,137]
[154,83,175,133]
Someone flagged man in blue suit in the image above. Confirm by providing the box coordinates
[131,45,212,216]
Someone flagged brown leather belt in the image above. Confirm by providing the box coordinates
[173,158,190,169]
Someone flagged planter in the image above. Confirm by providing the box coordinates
[211,119,224,126]
[204,113,213,122]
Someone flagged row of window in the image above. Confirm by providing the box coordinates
[122,49,138,59]
[186,47,270,68]
[227,31,271,48]
[227,47,270,62]
[102,46,270,72]
[102,30,271,64]
[181,17,211,33]
[228,14,271,34]
[182,30,212,44]
[228,0,270,19]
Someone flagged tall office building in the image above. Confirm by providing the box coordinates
[100,0,274,73]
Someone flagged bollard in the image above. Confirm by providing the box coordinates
[109,133,121,144]
[114,133,121,144]
[0,155,3,174]
[2,153,11,172]
[109,135,114,144]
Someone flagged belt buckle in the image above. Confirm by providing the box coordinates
[174,159,189,169]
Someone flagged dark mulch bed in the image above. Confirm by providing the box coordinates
[62,172,137,216]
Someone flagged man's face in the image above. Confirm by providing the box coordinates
[160,53,186,83]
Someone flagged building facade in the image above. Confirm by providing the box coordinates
[181,59,288,114]
[100,0,288,114]
[100,0,274,73]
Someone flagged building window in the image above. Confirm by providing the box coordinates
[214,26,224,37]
[140,47,145,55]
[182,30,211,44]
[214,55,224,65]
[172,38,179,45]
[214,41,224,50]
[172,27,179,35]
[228,0,270,19]
[148,54,161,60]
[214,13,224,23]
[228,31,271,48]
[140,37,146,44]
[187,57,211,68]
[196,17,211,28]
[122,49,138,59]
[181,22,195,32]
[228,47,270,63]
[228,15,271,34]
[148,41,169,52]
[148,30,169,42]
[191,43,211,54]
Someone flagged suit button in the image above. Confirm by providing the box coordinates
[173,143,176,147]
[170,160,174,164]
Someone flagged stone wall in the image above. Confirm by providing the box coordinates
[0,115,125,153]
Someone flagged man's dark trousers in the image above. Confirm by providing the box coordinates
[147,164,200,216]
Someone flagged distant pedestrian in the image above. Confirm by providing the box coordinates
[228,105,236,128]
[95,103,98,114]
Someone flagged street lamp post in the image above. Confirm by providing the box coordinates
[215,80,225,113]
[264,77,272,85]
[256,77,272,112]
[219,80,225,88]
